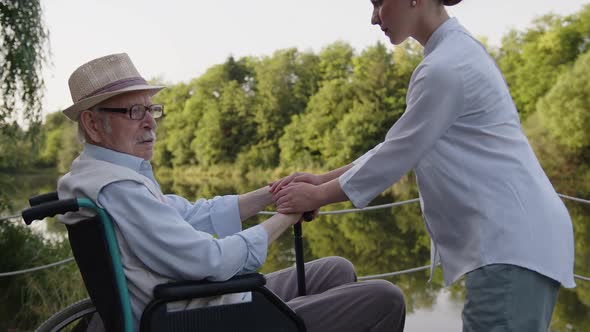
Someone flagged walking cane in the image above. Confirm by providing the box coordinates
[294,211,314,297]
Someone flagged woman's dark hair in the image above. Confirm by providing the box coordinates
[442,0,462,5]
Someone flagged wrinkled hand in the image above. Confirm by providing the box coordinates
[275,182,321,214]
[269,172,321,195]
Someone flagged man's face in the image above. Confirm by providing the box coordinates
[91,91,157,160]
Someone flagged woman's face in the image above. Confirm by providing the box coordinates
[370,0,415,45]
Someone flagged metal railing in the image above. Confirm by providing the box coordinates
[1,192,588,281]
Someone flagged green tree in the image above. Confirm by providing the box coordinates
[0,0,49,210]
[251,49,320,167]
[38,112,68,166]
[164,65,229,167]
[151,81,192,168]
[0,222,85,331]
[277,42,356,168]
[161,56,259,168]
[497,7,590,120]
[55,122,81,173]
[279,41,421,169]
[0,123,31,169]
[318,41,355,82]
[279,78,356,168]
[34,111,81,172]
[326,42,405,165]
[0,0,49,125]
[537,49,590,152]
[193,81,256,166]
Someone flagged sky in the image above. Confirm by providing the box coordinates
[40,0,590,118]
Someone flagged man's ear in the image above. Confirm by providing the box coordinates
[80,110,103,143]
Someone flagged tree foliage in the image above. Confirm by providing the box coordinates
[0,0,49,125]
[496,6,590,120]
[537,49,590,152]
[0,222,85,331]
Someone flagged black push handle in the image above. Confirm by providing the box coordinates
[302,211,314,222]
[21,199,79,225]
[294,222,306,296]
[29,192,59,207]
[294,211,315,297]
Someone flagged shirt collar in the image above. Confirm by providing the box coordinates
[423,17,460,57]
[82,143,150,173]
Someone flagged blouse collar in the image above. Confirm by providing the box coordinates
[423,17,461,56]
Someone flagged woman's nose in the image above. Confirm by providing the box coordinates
[371,8,381,25]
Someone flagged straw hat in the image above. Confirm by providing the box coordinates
[63,53,164,121]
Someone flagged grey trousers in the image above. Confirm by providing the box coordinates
[265,256,406,332]
[462,264,560,332]
[82,256,405,332]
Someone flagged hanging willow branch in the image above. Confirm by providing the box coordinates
[0,0,49,125]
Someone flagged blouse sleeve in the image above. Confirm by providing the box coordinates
[339,63,465,208]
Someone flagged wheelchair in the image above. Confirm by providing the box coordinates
[22,192,308,332]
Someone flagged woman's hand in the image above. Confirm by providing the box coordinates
[269,172,322,194]
[274,182,321,214]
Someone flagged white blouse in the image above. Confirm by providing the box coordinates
[339,18,575,288]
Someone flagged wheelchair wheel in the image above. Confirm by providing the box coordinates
[35,298,99,332]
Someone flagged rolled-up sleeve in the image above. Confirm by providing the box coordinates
[99,182,268,281]
[339,63,465,208]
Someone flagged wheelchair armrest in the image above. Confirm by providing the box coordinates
[153,273,266,301]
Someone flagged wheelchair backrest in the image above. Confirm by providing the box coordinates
[67,215,127,331]
[25,193,134,332]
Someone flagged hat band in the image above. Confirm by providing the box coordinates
[79,76,148,101]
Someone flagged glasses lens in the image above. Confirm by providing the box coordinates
[130,105,146,120]
[150,105,164,119]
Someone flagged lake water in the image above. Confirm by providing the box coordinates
[2,169,589,331]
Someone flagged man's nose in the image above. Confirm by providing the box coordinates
[371,8,381,25]
[142,111,157,130]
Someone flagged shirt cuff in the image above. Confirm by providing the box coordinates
[238,224,269,273]
[339,164,371,209]
[210,195,242,238]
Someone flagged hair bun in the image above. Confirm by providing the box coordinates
[443,0,462,5]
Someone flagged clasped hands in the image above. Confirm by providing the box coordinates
[269,172,322,215]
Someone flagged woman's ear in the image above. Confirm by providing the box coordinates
[79,110,103,143]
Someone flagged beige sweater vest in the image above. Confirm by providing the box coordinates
[58,155,246,329]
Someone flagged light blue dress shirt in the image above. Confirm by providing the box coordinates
[339,18,575,287]
[83,144,269,281]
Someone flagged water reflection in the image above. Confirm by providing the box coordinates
[0,170,67,238]
[3,170,589,331]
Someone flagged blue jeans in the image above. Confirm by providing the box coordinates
[462,264,560,332]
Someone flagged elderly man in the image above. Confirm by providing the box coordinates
[57,53,405,332]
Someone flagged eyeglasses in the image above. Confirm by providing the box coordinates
[97,104,164,120]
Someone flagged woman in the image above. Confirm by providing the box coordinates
[271,0,575,330]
